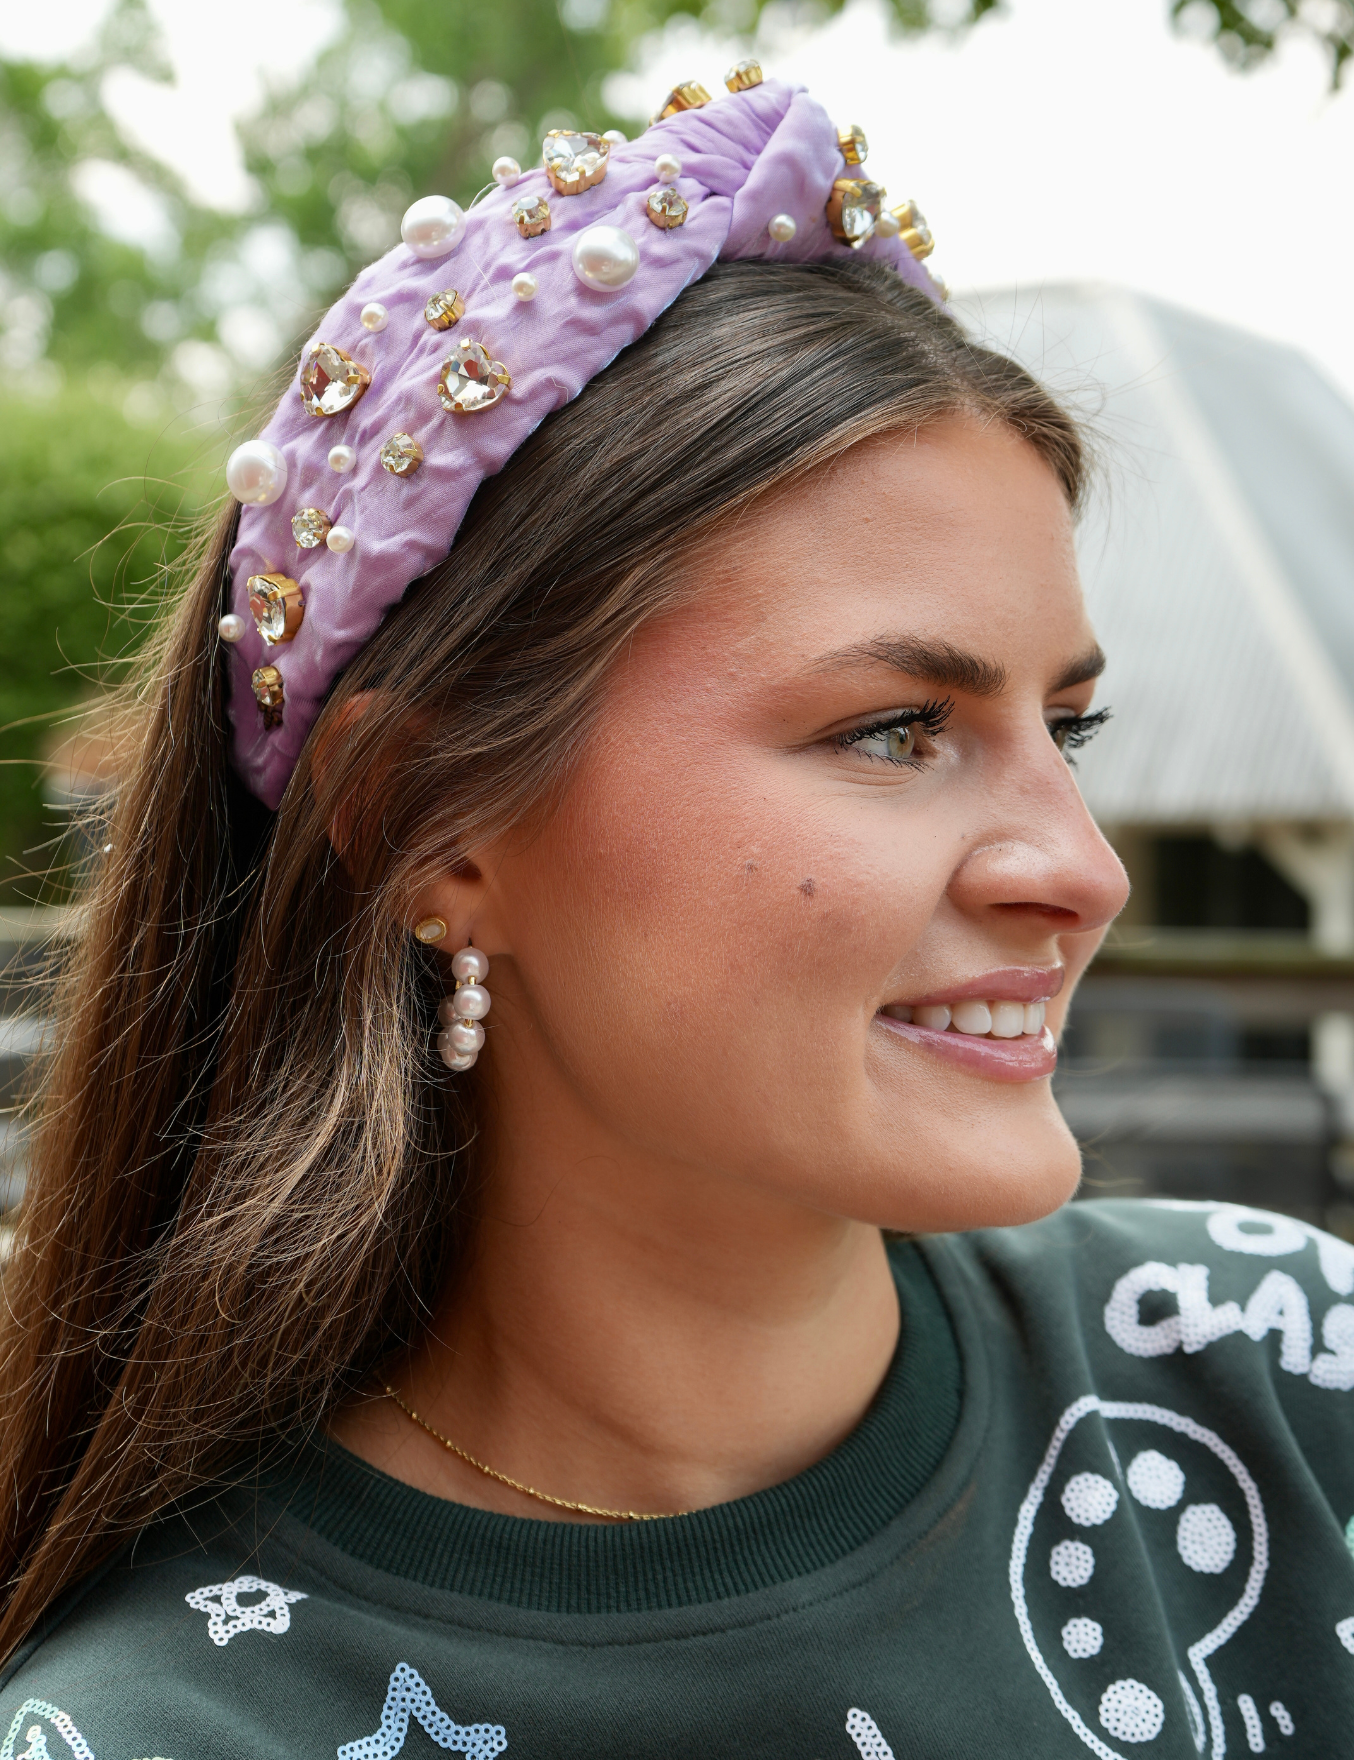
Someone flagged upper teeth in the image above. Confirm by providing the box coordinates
[885,1000,1046,1037]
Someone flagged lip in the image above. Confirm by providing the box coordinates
[876,1015,1058,1083]
[902,966,1064,1010]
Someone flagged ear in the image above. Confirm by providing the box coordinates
[309,690,509,955]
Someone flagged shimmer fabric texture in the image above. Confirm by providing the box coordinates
[5,1205,1354,1756]
[225,79,940,807]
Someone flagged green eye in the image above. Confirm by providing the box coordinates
[884,724,916,761]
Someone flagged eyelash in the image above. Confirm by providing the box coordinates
[832,698,955,766]
[1051,707,1112,759]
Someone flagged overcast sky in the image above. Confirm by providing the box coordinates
[5,0,1354,400]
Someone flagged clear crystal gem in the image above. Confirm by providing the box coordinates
[380,432,423,477]
[251,665,284,728]
[893,200,935,259]
[291,506,331,548]
[424,289,465,331]
[838,123,868,166]
[511,193,551,237]
[724,59,763,92]
[299,342,371,418]
[827,179,885,248]
[437,339,511,414]
[247,573,304,645]
[542,130,610,196]
[651,80,712,124]
[646,187,688,230]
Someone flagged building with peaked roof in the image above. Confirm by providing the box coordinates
[957,285,1354,1228]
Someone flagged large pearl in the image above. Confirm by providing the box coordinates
[326,524,354,553]
[218,613,247,643]
[401,194,466,259]
[492,156,521,187]
[654,152,681,184]
[767,213,797,243]
[452,983,491,1020]
[449,1019,486,1054]
[360,301,388,330]
[439,1040,477,1071]
[451,947,490,983]
[572,224,639,291]
[225,438,287,506]
[511,271,538,301]
[602,128,627,145]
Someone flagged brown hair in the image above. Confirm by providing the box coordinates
[0,258,1082,1656]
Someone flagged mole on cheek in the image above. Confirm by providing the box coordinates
[799,878,815,897]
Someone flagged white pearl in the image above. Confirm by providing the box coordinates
[360,301,388,331]
[511,271,538,301]
[326,524,354,553]
[603,128,627,145]
[654,152,681,183]
[767,213,797,243]
[572,224,639,291]
[914,1004,951,1032]
[492,156,521,187]
[218,613,247,643]
[439,1041,477,1072]
[1023,1001,1046,1035]
[225,438,287,506]
[327,443,356,473]
[452,983,491,1020]
[951,1000,993,1036]
[401,194,466,259]
[451,947,490,983]
[874,209,901,239]
[449,1019,486,1054]
[989,1001,1024,1039]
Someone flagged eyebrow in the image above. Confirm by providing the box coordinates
[811,635,1106,699]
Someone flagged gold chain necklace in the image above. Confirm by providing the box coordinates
[383,1385,686,1522]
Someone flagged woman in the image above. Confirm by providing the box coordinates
[0,72,1350,1760]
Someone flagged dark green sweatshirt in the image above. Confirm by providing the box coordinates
[3,1199,1353,1758]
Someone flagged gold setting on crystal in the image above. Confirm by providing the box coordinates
[251,665,285,728]
[291,507,332,548]
[892,200,935,260]
[837,123,868,166]
[542,131,610,196]
[826,178,885,248]
[437,340,512,414]
[725,59,764,92]
[247,573,305,645]
[299,341,372,418]
[380,432,424,477]
[424,289,466,331]
[646,187,688,230]
[651,79,713,124]
[511,193,552,238]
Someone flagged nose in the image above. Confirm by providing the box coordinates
[947,736,1130,939]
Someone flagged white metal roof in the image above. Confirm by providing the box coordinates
[954,284,1354,824]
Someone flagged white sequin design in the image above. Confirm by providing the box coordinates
[1010,1396,1268,1760]
[0,1703,94,1760]
[184,1574,307,1646]
[1050,1540,1096,1588]
[1125,1450,1185,1511]
[1062,1473,1119,1527]
[337,1664,507,1760]
[1269,1700,1294,1736]
[1176,1504,1237,1576]
[1062,1618,1105,1659]
[845,1708,896,1760]
[1236,1693,1266,1752]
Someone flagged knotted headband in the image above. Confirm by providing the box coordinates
[222,73,944,808]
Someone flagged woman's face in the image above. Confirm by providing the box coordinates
[460,415,1129,1235]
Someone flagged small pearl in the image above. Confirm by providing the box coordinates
[326,524,354,553]
[449,1019,486,1054]
[360,301,388,331]
[328,443,356,473]
[492,156,521,187]
[439,1041,477,1072]
[218,613,247,643]
[1023,1001,1046,1035]
[914,1004,951,1032]
[989,1001,1024,1039]
[572,224,639,291]
[951,1000,993,1036]
[452,983,491,1020]
[603,128,627,145]
[767,213,797,243]
[451,947,490,983]
[874,209,902,239]
[654,152,681,183]
[225,438,287,506]
[511,271,538,301]
[401,194,466,259]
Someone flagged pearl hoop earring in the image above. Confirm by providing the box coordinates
[437,947,491,1072]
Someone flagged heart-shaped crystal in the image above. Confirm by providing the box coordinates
[542,131,609,196]
[437,339,511,414]
[826,179,885,248]
[247,573,305,644]
[299,342,371,417]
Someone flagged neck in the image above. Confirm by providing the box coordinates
[333,1079,899,1520]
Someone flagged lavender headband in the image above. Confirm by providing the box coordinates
[222,70,944,808]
